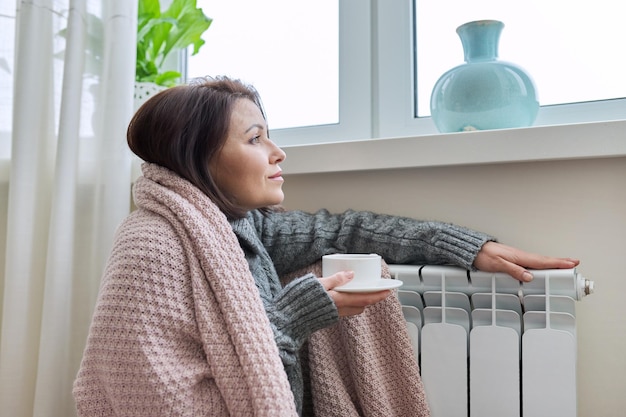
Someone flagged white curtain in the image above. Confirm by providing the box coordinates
[0,0,137,416]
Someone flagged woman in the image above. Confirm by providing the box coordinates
[73,77,579,416]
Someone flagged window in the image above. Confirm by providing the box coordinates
[187,0,375,146]
[187,0,339,131]
[414,0,626,116]
[185,0,626,145]
[187,0,372,146]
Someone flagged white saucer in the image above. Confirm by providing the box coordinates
[334,279,403,293]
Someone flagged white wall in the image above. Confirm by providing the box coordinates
[1,153,622,415]
[282,156,626,417]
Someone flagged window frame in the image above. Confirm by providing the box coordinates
[375,0,626,139]
[262,0,372,147]
[179,0,626,171]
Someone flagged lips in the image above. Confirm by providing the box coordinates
[269,170,283,179]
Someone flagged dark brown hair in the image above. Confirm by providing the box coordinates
[127,76,266,219]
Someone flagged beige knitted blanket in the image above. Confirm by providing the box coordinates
[74,163,429,416]
[289,262,430,417]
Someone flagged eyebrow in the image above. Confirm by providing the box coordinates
[245,123,265,134]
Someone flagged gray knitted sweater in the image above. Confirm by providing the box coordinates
[231,208,494,414]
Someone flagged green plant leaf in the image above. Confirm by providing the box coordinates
[161,0,211,61]
[165,10,211,58]
[138,0,160,17]
[155,70,182,87]
[136,0,211,86]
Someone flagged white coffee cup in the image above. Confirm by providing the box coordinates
[322,253,382,288]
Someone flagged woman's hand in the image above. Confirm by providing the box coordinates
[318,271,391,317]
[473,241,580,282]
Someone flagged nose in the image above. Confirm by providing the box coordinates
[270,140,286,164]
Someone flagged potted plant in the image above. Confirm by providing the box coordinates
[135,0,212,106]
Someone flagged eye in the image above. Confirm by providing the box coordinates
[249,135,261,144]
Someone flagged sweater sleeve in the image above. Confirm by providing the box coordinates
[261,273,339,367]
[248,209,496,276]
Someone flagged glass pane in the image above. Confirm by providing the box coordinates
[187,0,339,130]
[415,0,626,117]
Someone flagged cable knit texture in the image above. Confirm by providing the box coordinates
[73,163,429,417]
[286,262,430,417]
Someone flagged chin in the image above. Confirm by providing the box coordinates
[253,197,284,209]
[271,191,285,205]
[269,197,285,206]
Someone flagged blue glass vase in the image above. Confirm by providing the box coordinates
[430,20,539,133]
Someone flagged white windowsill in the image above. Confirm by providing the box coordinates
[281,119,626,175]
[2,119,624,183]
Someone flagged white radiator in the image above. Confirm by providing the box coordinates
[388,264,594,417]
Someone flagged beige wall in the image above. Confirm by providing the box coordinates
[282,156,626,417]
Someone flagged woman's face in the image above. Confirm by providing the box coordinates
[210,98,286,211]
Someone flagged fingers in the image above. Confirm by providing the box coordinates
[332,290,392,317]
[503,257,578,282]
[501,263,535,282]
[319,272,392,317]
[474,242,581,283]
[319,271,354,291]
[523,255,580,270]
[503,250,580,275]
